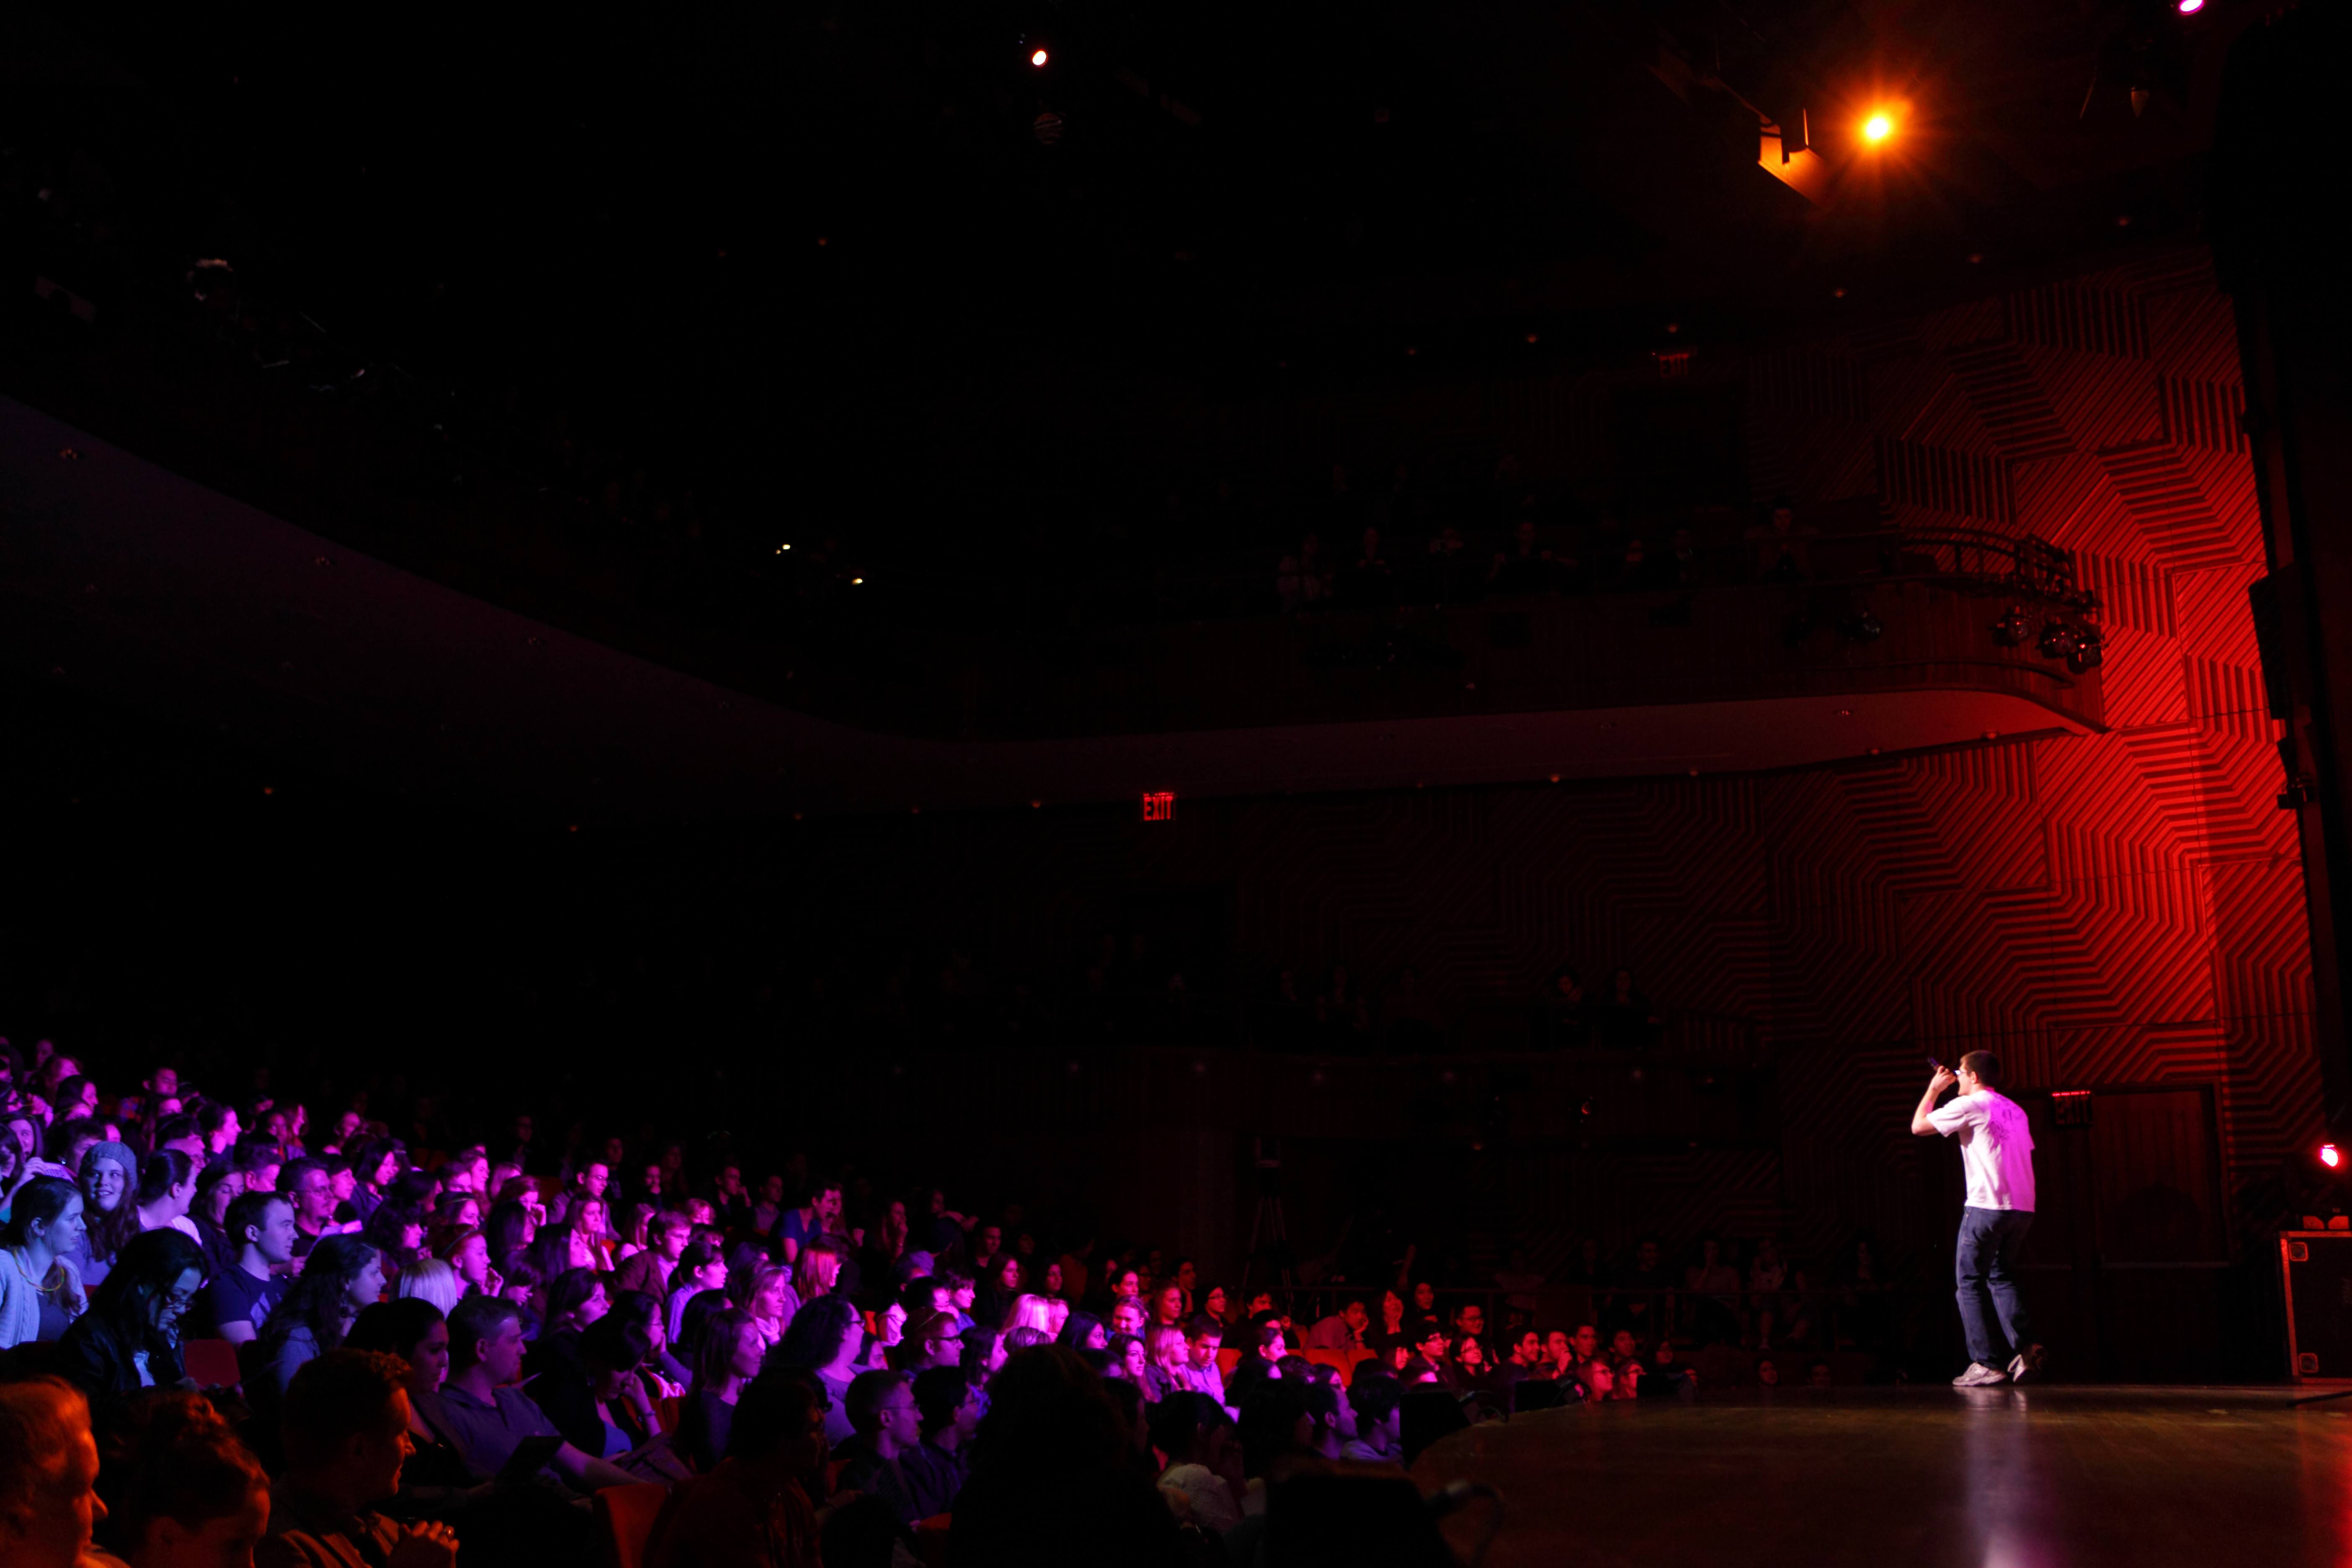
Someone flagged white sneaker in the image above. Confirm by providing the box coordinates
[1952,1362,2009,1387]
[2008,1344,2045,1384]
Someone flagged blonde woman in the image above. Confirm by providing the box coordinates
[1003,1293,1056,1335]
[396,1256,463,1315]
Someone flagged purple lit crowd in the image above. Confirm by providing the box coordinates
[3,1034,1759,1568]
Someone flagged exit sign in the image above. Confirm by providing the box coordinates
[1141,791,1176,822]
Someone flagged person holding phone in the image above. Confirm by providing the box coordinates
[1911,1051,2045,1387]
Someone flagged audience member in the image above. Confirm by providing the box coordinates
[420,1294,637,1494]
[1150,1390,1243,1534]
[252,1234,387,1405]
[834,1368,922,1526]
[644,1369,825,1568]
[74,1140,140,1289]
[57,1228,206,1417]
[92,1391,270,1566]
[257,1349,459,1568]
[205,1189,297,1345]
[1,1174,88,1348]
[902,1364,977,1519]
[1342,1373,1405,1465]
[949,1345,1193,1567]
[0,1377,107,1568]
[769,1295,866,1446]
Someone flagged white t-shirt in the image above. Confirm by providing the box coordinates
[1926,1089,2036,1212]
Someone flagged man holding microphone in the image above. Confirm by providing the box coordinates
[1912,1051,2046,1387]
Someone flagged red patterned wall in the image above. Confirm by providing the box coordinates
[804,245,2314,1272]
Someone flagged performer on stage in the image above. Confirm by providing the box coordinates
[1911,1051,2045,1387]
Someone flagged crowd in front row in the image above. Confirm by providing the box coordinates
[2,1037,1731,1567]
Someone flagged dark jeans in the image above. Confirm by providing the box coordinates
[1954,1206,2035,1367]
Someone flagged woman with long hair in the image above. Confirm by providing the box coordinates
[253,1233,384,1402]
[666,1238,729,1344]
[734,1261,795,1350]
[858,1199,911,1290]
[363,1201,429,1289]
[353,1141,406,1221]
[527,1222,600,1286]
[346,1296,475,1489]
[789,1243,839,1311]
[56,1227,206,1411]
[771,1294,864,1444]
[485,1198,536,1272]
[131,1151,199,1240]
[72,1142,139,1289]
[1,1175,88,1346]
[1057,1310,1109,1354]
[607,1287,690,1390]
[972,1252,1024,1337]
[678,1306,765,1471]
[572,1196,617,1273]
[1143,1323,1189,1402]
[1003,1293,1056,1335]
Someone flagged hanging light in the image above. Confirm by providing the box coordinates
[1841,610,1885,644]
[1991,606,2031,648]
[2324,1142,2342,1170]
[2037,619,2080,660]
[2067,627,2105,673]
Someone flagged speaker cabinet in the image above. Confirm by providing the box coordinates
[2281,1231,2352,1380]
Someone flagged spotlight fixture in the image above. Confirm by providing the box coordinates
[1030,46,1049,66]
[1862,112,1894,144]
[2037,619,2081,661]
[2066,627,2105,673]
[1991,606,2031,648]
[2325,1142,2342,1170]
[2176,0,2203,12]
[1841,610,1885,644]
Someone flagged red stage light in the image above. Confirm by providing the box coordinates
[1030,47,1049,66]
[2176,0,2203,12]
[1862,113,1894,144]
[2324,1143,2342,1169]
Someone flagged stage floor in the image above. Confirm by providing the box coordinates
[1415,1386,2352,1567]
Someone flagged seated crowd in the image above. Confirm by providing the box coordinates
[0,1034,1799,1567]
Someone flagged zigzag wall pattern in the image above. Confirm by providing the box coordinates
[797,247,2314,1271]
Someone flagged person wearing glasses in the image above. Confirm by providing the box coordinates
[56,1227,208,1426]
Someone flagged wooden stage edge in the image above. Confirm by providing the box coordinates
[1414,1386,2352,1568]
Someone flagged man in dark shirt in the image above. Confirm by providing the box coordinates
[257,1350,458,1568]
[205,1190,295,1345]
[833,1369,921,1527]
[613,1211,691,1300]
[418,1296,637,1497]
[280,1159,340,1260]
[900,1366,978,1521]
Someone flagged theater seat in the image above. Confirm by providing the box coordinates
[1301,1348,1355,1383]
[594,1483,669,1568]
[915,1514,952,1567]
[183,1338,241,1389]
[1215,1347,1243,1377]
